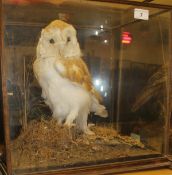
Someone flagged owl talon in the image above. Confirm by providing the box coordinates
[64,122,75,129]
[57,120,63,126]
[88,123,95,128]
[84,129,95,135]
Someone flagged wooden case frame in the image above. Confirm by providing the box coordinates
[0,0,172,174]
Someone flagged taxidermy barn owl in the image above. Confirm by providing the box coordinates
[33,20,107,135]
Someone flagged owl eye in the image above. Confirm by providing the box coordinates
[49,38,55,44]
[67,37,71,43]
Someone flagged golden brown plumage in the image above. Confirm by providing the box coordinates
[44,20,69,32]
[56,57,103,102]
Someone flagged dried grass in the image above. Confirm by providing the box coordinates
[11,118,155,170]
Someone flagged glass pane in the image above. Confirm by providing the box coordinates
[116,11,171,154]
[2,0,171,174]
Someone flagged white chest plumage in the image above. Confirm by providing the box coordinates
[33,56,93,134]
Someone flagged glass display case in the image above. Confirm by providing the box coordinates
[0,0,172,174]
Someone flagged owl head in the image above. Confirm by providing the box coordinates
[37,20,82,59]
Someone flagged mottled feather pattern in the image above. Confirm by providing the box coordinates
[56,57,103,102]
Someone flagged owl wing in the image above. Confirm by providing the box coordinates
[55,57,103,102]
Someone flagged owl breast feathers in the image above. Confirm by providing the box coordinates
[33,20,107,134]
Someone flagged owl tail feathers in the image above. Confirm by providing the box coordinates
[94,105,108,118]
[91,96,108,118]
[91,88,103,103]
